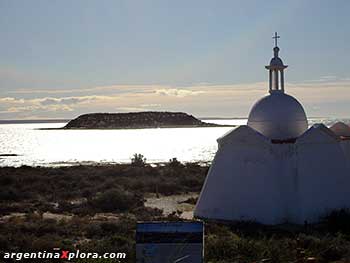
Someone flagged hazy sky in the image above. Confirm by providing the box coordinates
[0,0,350,119]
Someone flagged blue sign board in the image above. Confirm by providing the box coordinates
[136,221,204,263]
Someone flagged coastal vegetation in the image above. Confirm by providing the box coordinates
[1,159,350,262]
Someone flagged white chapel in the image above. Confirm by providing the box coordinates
[194,33,350,225]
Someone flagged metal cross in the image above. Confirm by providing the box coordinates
[273,32,280,47]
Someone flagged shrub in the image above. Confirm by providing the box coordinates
[132,206,163,221]
[89,188,141,212]
[131,153,146,167]
[167,158,183,168]
[0,174,15,185]
[0,187,21,201]
[322,208,350,234]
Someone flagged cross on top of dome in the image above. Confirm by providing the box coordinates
[273,32,280,47]
[272,32,281,57]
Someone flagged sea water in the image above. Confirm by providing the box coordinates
[0,118,348,167]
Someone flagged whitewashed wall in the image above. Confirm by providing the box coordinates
[195,125,350,225]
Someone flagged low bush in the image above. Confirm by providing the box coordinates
[89,188,141,213]
[322,208,350,234]
[131,153,146,167]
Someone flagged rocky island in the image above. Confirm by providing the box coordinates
[64,111,226,129]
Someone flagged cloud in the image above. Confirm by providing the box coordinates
[319,75,338,81]
[1,78,350,119]
[140,104,161,108]
[155,88,205,97]
[39,98,82,105]
[8,85,163,96]
[0,96,110,115]
[7,104,74,113]
[0,97,25,103]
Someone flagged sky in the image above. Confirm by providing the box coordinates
[0,0,350,119]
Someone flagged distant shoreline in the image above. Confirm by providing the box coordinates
[0,119,70,124]
[0,116,337,125]
[38,124,235,131]
[0,118,242,124]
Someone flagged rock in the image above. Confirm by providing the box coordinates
[64,111,221,129]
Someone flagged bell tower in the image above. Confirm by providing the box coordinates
[265,32,288,93]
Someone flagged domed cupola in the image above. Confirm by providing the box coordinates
[247,32,308,141]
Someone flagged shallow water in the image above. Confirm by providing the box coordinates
[0,118,348,167]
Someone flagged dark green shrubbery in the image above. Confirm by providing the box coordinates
[0,214,135,263]
[131,153,146,167]
[167,157,183,168]
[322,208,350,234]
[0,162,207,214]
[89,188,141,213]
[0,187,21,201]
[2,163,350,262]
[204,222,350,263]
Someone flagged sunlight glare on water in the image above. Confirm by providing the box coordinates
[0,118,348,167]
[0,121,234,167]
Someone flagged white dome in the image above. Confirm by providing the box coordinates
[247,92,308,140]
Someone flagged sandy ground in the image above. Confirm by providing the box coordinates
[0,193,199,222]
[144,193,199,219]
